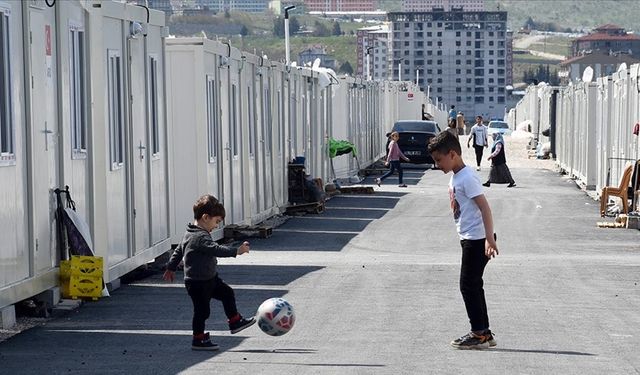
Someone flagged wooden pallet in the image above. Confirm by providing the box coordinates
[338,186,375,194]
[223,224,273,239]
[285,201,325,215]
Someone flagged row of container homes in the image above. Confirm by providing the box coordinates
[0,0,438,318]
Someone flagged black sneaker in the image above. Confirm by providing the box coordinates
[192,332,219,351]
[450,332,491,350]
[229,316,256,334]
[482,182,490,187]
[507,183,516,188]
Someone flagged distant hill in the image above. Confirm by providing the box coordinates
[376,0,640,33]
[485,0,639,32]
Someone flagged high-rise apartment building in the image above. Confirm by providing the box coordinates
[304,0,377,12]
[388,9,510,119]
[402,0,484,12]
[356,24,390,80]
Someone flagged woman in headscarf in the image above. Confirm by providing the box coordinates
[482,132,516,188]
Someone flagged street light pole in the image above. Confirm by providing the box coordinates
[284,5,296,66]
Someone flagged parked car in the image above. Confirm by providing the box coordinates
[487,120,512,136]
[390,120,442,165]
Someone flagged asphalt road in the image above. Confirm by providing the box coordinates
[1,139,639,374]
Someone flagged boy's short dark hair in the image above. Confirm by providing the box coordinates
[428,130,462,156]
[193,194,226,220]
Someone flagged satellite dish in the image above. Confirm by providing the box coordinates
[312,58,321,69]
[617,62,627,72]
[582,66,594,83]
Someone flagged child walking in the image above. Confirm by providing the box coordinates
[376,131,410,188]
[428,131,499,350]
[163,194,255,351]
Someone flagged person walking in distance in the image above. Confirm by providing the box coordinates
[376,131,410,188]
[467,116,488,171]
[483,133,516,188]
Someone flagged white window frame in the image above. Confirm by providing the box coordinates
[0,7,14,166]
[69,22,87,159]
[230,84,238,158]
[148,54,160,157]
[205,75,219,163]
[107,50,124,170]
[247,83,255,157]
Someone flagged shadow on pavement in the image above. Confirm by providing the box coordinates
[489,348,596,356]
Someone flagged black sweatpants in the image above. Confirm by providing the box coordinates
[459,238,490,332]
[473,145,485,167]
[185,275,238,335]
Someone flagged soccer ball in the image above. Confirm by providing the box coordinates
[257,298,295,336]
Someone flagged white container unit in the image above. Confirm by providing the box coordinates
[91,1,170,280]
[166,38,288,242]
[1,0,170,311]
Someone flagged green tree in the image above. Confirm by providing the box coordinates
[240,25,249,36]
[339,61,353,75]
[332,21,342,36]
[273,16,300,38]
[313,20,330,37]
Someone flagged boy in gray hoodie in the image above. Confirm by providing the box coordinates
[163,194,255,351]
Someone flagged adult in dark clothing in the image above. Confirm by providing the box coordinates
[483,133,516,188]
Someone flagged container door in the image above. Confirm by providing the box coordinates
[29,10,56,271]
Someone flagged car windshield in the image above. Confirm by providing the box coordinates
[489,122,509,129]
[393,121,439,133]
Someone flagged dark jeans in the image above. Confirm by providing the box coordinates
[473,145,484,167]
[380,160,403,184]
[459,238,490,332]
[185,275,238,335]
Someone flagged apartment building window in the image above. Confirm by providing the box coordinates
[437,41,442,47]
[437,87,442,92]
[148,55,160,155]
[437,78,442,83]
[415,59,424,65]
[466,59,472,65]
[466,50,472,55]
[456,50,461,55]
[489,32,494,36]
[455,59,461,64]
[456,31,461,37]
[498,78,505,84]
[475,78,484,85]
[69,25,87,158]
[427,69,432,74]
[437,60,442,65]
[107,50,124,169]
[456,78,461,83]
[437,32,442,37]
[456,69,461,74]
[489,50,494,56]
[475,96,484,103]
[467,31,471,37]
[404,32,410,37]
[466,41,471,46]
[489,78,495,83]
[416,32,423,38]
[467,69,472,74]
[427,32,432,37]
[475,69,484,76]
[475,32,481,38]
[489,41,494,46]
[475,41,482,48]
[437,69,442,74]
[456,96,462,102]
[404,50,410,55]
[206,76,219,161]
[0,10,13,161]
[498,96,505,103]
[488,59,494,65]
[427,59,432,65]
[427,51,432,55]
[489,96,494,102]
[437,23,442,27]
[489,87,494,92]
[456,87,461,92]
[489,69,495,74]
[456,41,461,47]
[427,41,432,46]
[404,41,410,46]
[404,23,410,28]
[437,51,442,56]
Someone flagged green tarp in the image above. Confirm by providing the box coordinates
[329,139,357,159]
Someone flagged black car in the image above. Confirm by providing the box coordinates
[390,120,442,165]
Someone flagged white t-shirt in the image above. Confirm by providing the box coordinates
[449,166,485,240]
[470,124,488,147]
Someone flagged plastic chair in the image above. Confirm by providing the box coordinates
[600,163,634,217]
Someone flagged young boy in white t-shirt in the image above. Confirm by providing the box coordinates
[428,130,499,350]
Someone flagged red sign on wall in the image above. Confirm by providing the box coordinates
[45,25,51,56]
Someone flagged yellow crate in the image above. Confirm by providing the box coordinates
[60,256,103,279]
[61,275,102,300]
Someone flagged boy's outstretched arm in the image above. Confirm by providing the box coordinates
[473,194,499,259]
[163,243,184,282]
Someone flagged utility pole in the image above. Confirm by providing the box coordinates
[366,46,373,81]
[284,5,296,66]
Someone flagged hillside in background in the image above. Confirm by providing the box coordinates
[376,0,640,32]
[483,0,638,32]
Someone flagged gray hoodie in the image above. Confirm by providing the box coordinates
[166,223,237,281]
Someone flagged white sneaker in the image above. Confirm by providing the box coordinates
[476,166,481,171]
